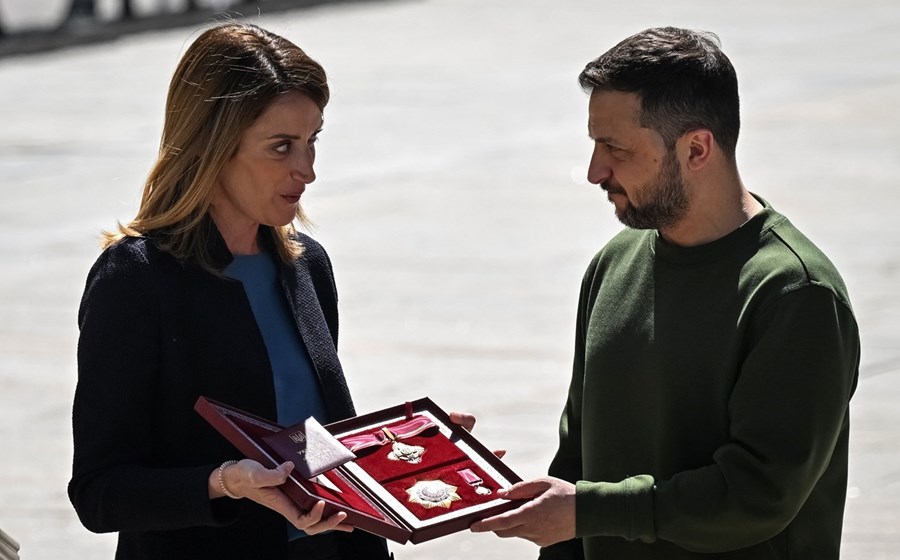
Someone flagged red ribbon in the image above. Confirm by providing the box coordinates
[457,468,483,485]
[340,415,436,453]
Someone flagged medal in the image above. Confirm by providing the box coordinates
[340,414,435,464]
[406,480,461,509]
[458,467,492,495]
[384,427,425,463]
[387,440,425,463]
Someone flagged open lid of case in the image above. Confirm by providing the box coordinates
[194,397,412,542]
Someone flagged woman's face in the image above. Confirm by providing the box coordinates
[211,91,323,246]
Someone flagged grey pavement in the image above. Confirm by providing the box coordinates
[1,0,899,558]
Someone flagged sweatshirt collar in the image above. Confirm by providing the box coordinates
[651,195,784,265]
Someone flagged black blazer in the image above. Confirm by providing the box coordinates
[69,227,389,560]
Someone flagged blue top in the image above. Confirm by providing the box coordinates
[224,252,328,426]
[224,252,328,542]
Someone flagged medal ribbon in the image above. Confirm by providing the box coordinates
[457,468,483,485]
[340,415,436,453]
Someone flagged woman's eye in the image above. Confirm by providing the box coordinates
[274,143,290,154]
[308,135,320,146]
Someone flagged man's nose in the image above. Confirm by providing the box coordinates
[586,145,612,185]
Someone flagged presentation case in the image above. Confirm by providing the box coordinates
[195,396,522,544]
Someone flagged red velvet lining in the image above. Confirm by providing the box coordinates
[305,470,385,520]
[383,460,501,521]
[340,420,467,483]
[229,412,502,525]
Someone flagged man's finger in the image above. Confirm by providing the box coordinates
[494,527,532,540]
[470,506,529,533]
[496,479,550,500]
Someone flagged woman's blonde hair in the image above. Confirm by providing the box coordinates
[104,22,330,272]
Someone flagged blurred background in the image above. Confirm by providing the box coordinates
[0,0,898,558]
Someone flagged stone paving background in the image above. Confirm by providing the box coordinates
[0,0,898,558]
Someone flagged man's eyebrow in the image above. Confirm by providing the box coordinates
[589,133,617,144]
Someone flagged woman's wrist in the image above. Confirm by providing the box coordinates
[208,460,241,500]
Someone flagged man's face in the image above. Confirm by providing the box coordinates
[586,90,688,230]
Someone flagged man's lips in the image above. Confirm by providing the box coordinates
[601,183,626,196]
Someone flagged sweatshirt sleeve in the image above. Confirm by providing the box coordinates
[68,243,241,533]
[574,284,859,551]
[539,259,598,560]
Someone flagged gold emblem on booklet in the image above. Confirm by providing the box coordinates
[261,417,356,479]
[289,431,307,444]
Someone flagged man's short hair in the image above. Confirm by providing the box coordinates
[579,27,740,159]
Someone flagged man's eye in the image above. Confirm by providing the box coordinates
[606,144,627,158]
[308,135,319,146]
[274,143,290,154]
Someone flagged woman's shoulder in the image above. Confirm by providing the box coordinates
[103,235,159,259]
[292,230,324,254]
[80,237,176,318]
[290,231,331,270]
[88,236,178,285]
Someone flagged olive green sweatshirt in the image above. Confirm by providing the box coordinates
[541,200,859,559]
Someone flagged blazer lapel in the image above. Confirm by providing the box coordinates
[280,258,356,422]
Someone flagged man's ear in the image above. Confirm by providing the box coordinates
[680,129,715,171]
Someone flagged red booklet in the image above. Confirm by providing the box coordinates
[261,417,355,479]
[195,396,522,544]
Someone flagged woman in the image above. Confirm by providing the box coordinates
[68,23,391,560]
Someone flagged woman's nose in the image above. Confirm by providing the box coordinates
[292,148,316,184]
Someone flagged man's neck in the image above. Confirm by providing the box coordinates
[660,178,763,247]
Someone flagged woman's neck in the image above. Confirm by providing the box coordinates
[209,211,260,255]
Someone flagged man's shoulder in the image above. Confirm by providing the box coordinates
[754,211,852,309]
[761,216,844,289]
[585,227,653,274]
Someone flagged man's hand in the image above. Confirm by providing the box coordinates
[449,411,477,432]
[470,476,576,547]
[449,411,506,459]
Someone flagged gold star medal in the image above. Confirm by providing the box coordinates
[406,480,461,509]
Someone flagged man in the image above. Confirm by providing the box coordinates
[471,27,860,559]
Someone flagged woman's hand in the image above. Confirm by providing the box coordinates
[449,411,506,459]
[208,459,354,535]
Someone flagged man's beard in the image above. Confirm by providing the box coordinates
[607,150,689,230]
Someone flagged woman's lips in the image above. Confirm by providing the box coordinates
[282,192,303,204]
